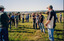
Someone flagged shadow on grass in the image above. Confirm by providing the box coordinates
[55,38,63,41]
[8,30,33,33]
[54,29,64,32]
[54,29,64,41]
[9,25,36,33]
[9,40,21,41]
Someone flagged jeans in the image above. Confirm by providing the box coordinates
[15,20,18,28]
[9,22,11,29]
[0,28,9,41]
[33,20,36,29]
[12,19,15,26]
[27,19,29,22]
[36,23,37,29]
[48,28,54,41]
[60,17,62,22]
[56,18,59,23]
[22,18,24,23]
[39,23,45,33]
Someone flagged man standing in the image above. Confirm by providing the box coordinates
[11,12,15,26]
[0,5,9,41]
[45,5,56,41]
[18,12,21,21]
[59,12,62,22]
[8,14,11,29]
[15,13,19,28]
[22,14,24,23]
[39,13,45,33]
[36,13,39,29]
[26,14,29,22]
[32,13,36,29]
[56,14,59,23]
[27,14,29,22]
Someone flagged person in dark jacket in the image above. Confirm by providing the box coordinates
[39,13,45,33]
[18,12,21,21]
[22,14,24,23]
[11,12,15,26]
[32,13,36,29]
[0,5,9,41]
[8,14,11,29]
[45,5,56,41]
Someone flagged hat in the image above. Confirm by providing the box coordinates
[0,5,5,9]
[47,5,53,9]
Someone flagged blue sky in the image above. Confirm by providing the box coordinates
[0,0,63,11]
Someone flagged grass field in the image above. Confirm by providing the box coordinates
[8,13,64,41]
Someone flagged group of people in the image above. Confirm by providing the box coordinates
[21,14,30,23]
[0,5,63,41]
[8,12,21,29]
[32,12,45,33]
[32,5,57,41]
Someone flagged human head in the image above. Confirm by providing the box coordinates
[12,12,15,15]
[47,5,53,11]
[32,13,35,16]
[9,14,11,17]
[36,13,38,16]
[39,12,42,16]
[0,5,5,12]
[45,11,49,15]
[16,13,18,15]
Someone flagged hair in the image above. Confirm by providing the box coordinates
[9,15,11,17]
[40,12,42,14]
[50,6,53,9]
[50,7,53,9]
[18,12,20,14]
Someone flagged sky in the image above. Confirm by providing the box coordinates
[0,0,63,11]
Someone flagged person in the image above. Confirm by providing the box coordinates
[45,11,49,15]
[32,13,36,29]
[8,14,11,29]
[45,11,49,20]
[36,13,39,29]
[30,14,31,18]
[18,12,21,21]
[26,14,29,22]
[26,14,28,22]
[27,14,29,22]
[0,5,9,41]
[45,5,56,41]
[11,12,15,26]
[39,13,45,33]
[22,14,24,23]
[56,14,59,23]
[59,12,62,22]
[15,13,19,28]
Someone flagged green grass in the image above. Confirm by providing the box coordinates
[8,13,64,41]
